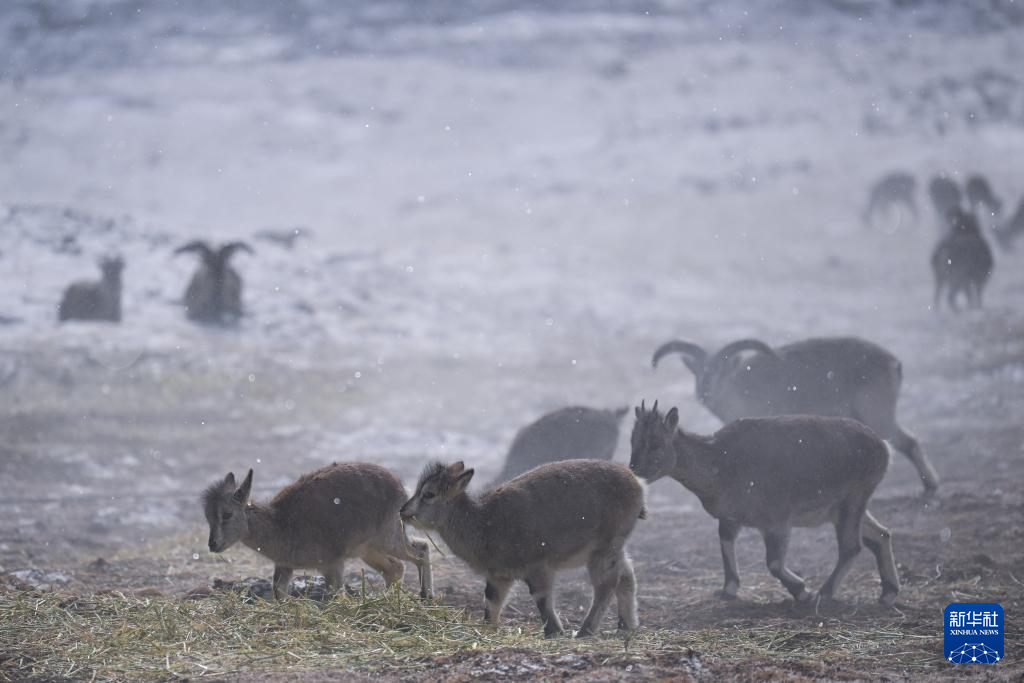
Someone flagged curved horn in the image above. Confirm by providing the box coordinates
[219,241,254,260]
[651,340,708,370]
[701,339,778,400]
[707,339,777,374]
[173,240,215,262]
[710,339,776,365]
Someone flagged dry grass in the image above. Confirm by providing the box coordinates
[0,585,658,681]
[0,582,955,682]
[2,517,1021,681]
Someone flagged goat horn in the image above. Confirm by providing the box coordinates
[699,339,778,402]
[651,340,708,369]
[173,240,215,261]
[219,241,254,259]
[711,339,776,366]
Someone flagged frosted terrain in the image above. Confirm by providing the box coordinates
[1,0,1022,590]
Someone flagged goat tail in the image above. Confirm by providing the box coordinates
[635,476,650,520]
[887,357,904,394]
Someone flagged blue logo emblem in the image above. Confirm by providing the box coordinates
[945,603,1003,663]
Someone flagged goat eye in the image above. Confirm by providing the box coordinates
[422,491,435,501]
[222,512,233,520]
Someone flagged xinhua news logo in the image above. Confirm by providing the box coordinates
[944,603,1003,664]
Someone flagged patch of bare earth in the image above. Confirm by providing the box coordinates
[2,320,1023,680]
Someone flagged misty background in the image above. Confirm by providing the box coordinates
[1,0,1022,575]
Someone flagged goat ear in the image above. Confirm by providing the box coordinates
[453,468,474,493]
[233,468,253,502]
[448,461,465,475]
[634,406,641,418]
[223,472,236,490]
[665,407,679,431]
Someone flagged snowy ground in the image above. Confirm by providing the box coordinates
[1,0,1023,678]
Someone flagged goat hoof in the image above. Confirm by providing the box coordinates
[795,589,818,604]
[879,591,898,608]
[616,617,639,632]
[817,592,842,607]
[574,628,596,639]
[616,618,639,634]
[544,627,565,639]
[714,589,738,601]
